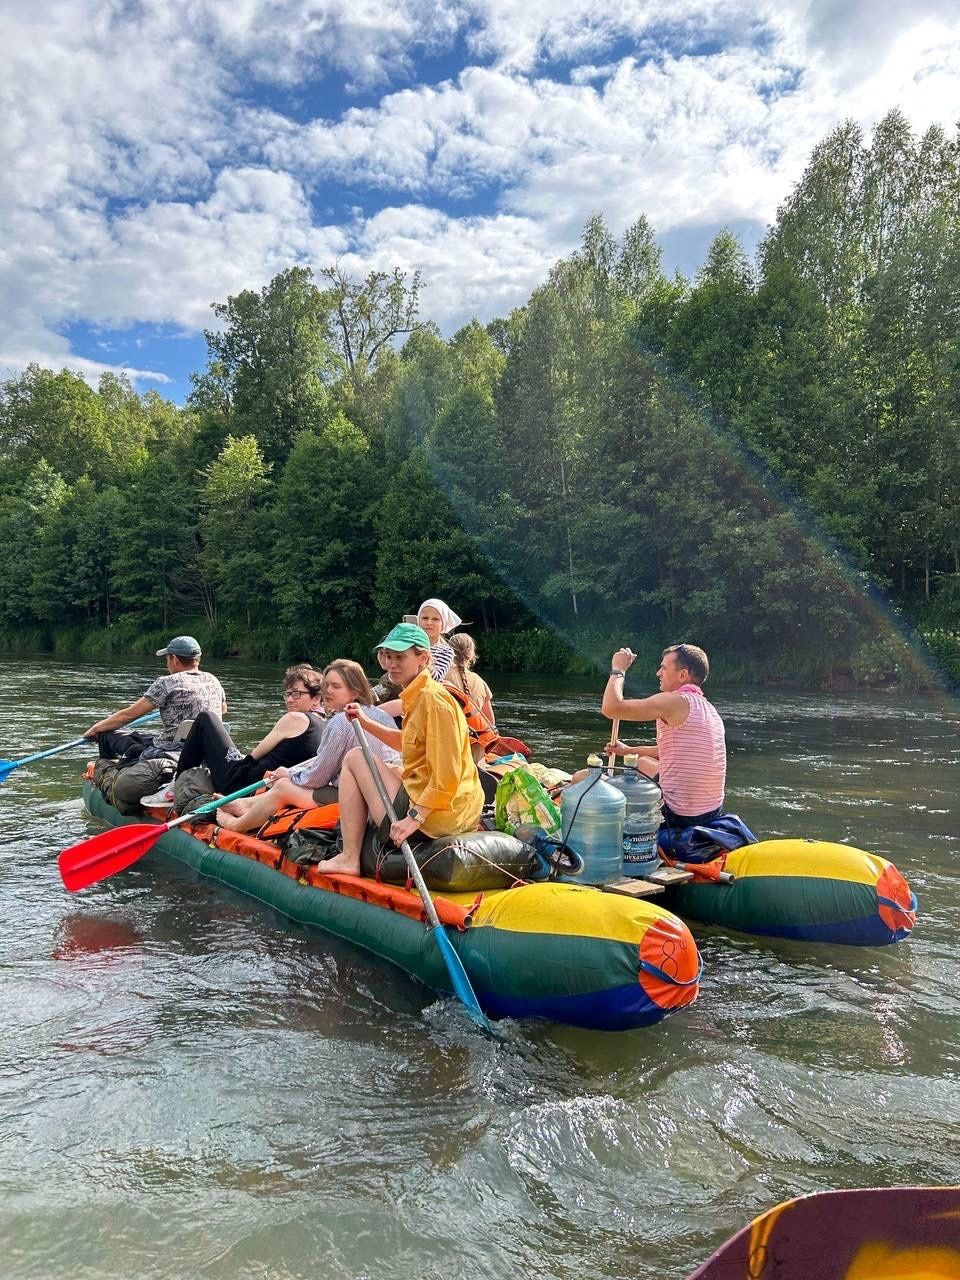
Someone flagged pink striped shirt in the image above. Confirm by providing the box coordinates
[656,685,726,817]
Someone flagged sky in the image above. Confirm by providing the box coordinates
[3,0,959,405]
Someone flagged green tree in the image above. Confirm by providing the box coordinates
[374,449,505,628]
[449,320,505,399]
[200,435,273,630]
[383,325,456,466]
[665,229,757,423]
[320,264,427,385]
[761,111,960,611]
[200,266,335,461]
[271,414,379,650]
[0,461,68,627]
[425,388,516,629]
[31,478,125,625]
[0,366,112,484]
[110,445,207,631]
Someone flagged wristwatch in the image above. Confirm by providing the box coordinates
[609,670,625,678]
[407,805,423,823]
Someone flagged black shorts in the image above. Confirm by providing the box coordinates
[373,783,429,847]
[662,802,723,829]
[310,784,339,807]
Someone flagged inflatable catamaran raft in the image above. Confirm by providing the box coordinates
[81,778,702,1032]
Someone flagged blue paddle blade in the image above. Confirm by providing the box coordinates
[431,924,494,1036]
[0,762,13,782]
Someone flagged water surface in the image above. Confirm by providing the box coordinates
[1,656,958,1279]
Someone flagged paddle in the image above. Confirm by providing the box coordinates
[0,711,161,784]
[349,715,494,1037]
[606,717,620,775]
[59,778,267,892]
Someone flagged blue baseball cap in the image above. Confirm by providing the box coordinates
[156,635,202,658]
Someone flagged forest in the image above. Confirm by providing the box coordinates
[1,110,958,686]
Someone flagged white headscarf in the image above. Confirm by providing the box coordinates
[417,598,462,634]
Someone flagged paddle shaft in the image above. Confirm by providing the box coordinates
[0,711,158,768]
[92,709,162,735]
[349,716,492,1035]
[607,718,620,774]
[3,737,88,768]
[0,711,160,778]
[350,718,445,933]
[159,778,267,831]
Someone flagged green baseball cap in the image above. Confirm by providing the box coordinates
[374,623,431,652]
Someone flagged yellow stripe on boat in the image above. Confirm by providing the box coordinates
[448,880,685,944]
[726,839,892,885]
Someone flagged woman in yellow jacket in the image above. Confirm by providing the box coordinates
[317,623,484,877]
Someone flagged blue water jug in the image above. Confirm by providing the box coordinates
[607,760,664,877]
[560,763,626,884]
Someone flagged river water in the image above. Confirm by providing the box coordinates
[1,655,958,1280]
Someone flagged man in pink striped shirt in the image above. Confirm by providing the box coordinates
[602,642,727,827]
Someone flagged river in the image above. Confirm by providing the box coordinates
[1,655,958,1280]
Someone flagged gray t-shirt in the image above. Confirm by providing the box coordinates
[143,669,226,747]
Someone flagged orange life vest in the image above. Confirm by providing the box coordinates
[444,684,500,752]
[257,802,340,842]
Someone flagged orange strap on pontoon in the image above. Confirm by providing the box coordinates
[303,867,472,929]
[659,850,731,881]
[196,822,285,870]
[188,818,472,930]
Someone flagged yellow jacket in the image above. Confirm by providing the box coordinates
[399,671,484,838]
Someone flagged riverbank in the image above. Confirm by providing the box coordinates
[1,618,956,689]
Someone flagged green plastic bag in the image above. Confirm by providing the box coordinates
[494,766,562,836]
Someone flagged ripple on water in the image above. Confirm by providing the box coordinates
[2,658,959,1280]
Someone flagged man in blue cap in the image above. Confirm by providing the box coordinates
[84,635,227,761]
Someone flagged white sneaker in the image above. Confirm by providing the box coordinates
[141,785,175,807]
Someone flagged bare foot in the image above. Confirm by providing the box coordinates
[315,851,362,877]
[215,808,240,829]
[218,799,249,817]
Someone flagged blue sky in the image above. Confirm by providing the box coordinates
[3,0,960,405]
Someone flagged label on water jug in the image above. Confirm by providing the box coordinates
[623,829,659,863]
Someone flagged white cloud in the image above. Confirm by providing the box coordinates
[263,52,806,236]
[799,0,959,67]
[260,8,960,262]
[355,205,556,330]
[1,0,959,390]
[0,164,347,383]
[0,329,172,388]
[197,0,466,89]
[463,0,750,70]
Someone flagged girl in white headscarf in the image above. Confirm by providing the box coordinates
[416,598,460,681]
